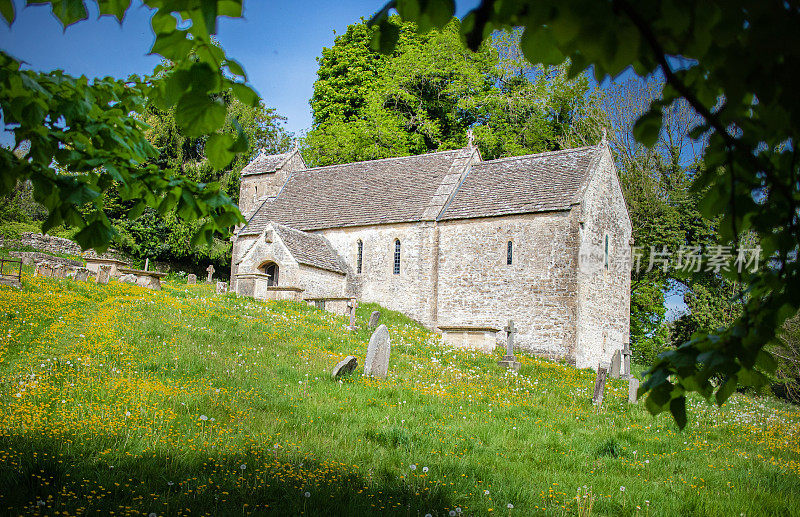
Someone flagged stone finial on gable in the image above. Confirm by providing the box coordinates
[601,127,608,145]
[467,128,475,147]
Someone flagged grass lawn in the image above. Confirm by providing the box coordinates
[0,271,798,516]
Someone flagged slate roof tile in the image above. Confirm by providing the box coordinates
[271,222,346,274]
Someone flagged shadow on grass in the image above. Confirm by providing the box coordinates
[0,434,458,516]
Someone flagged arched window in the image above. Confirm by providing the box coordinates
[393,239,401,275]
[259,261,279,286]
[357,240,363,274]
[604,235,610,270]
[507,241,513,265]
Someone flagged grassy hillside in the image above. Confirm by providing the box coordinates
[0,274,798,516]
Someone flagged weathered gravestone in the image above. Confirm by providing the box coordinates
[216,281,227,294]
[592,364,609,406]
[610,350,622,378]
[622,340,632,379]
[33,262,43,277]
[53,264,66,278]
[347,298,358,330]
[119,274,138,284]
[96,266,111,285]
[497,319,521,371]
[364,324,391,378]
[331,355,358,378]
[368,310,381,329]
[75,268,89,282]
[187,274,197,285]
[628,377,640,404]
[206,265,215,283]
[66,269,76,280]
[39,263,52,278]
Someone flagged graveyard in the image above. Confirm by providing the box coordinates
[0,272,798,516]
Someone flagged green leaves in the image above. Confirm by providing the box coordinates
[97,0,131,22]
[520,27,563,67]
[27,0,87,27]
[632,107,663,148]
[175,94,227,137]
[0,0,15,24]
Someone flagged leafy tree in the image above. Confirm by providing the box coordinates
[0,0,257,252]
[305,18,602,166]
[372,0,800,427]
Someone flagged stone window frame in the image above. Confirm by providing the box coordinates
[393,239,401,275]
[356,239,363,274]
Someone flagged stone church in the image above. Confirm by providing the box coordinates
[229,139,632,369]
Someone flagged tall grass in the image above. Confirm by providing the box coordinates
[0,274,798,515]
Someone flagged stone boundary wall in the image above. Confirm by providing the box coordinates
[10,251,83,267]
[0,232,130,262]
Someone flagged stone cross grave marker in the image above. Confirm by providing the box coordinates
[216,281,228,294]
[75,268,89,282]
[368,310,381,329]
[592,364,609,406]
[610,350,622,378]
[96,266,110,285]
[331,355,358,378]
[144,258,150,272]
[187,273,197,285]
[206,264,215,283]
[497,319,521,371]
[347,298,358,330]
[628,377,640,404]
[622,340,632,379]
[364,324,391,378]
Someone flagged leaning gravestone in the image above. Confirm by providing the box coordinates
[331,355,358,378]
[610,350,622,378]
[592,364,609,406]
[215,281,227,294]
[622,341,632,379]
[364,324,391,378]
[75,268,89,282]
[368,311,381,329]
[96,266,110,285]
[347,298,358,330]
[187,274,197,285]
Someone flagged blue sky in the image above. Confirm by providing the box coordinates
[0,0,480,136]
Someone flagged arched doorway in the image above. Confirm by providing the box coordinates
[258,261,279,286]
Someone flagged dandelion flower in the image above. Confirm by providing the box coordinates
[304,492,311,498]
[450,511,456,516]
[507,503,514,509]
[410,464,417,471]
[240,464,246,470]
[199,415,208,421]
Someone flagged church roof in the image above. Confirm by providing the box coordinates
[271,222,347,274]
[240,144,601,233]
[437,146,599,221]
[241,150,293,176]
[241,150,462,232]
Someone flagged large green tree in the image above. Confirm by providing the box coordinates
[305,18,603,166]
[372,0,800,427]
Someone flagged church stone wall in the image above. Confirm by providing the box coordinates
[238,152,305,217]
[296,265,347,299]
[575,147,632,370]
[317,222,437,326]
[436,212,580,361]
